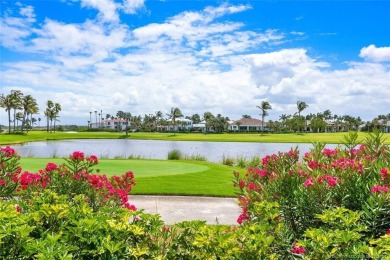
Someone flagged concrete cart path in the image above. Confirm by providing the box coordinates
[129,195,241,225]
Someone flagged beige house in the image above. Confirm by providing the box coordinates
[228,118,267,131]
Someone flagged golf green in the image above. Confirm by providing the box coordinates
[19,158,209,177]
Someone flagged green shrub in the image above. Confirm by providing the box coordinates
[222,155,235,166]
[167,149,182,160]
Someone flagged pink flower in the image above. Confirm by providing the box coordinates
[247,183,256,190]
[70,151,85,161]
[123,201,137,211]
[45,162,58,172]
[0,179,6,186]
[319,175,339,187]
[291,242,306,254]
[370,185,389,194]
[322,148,337,157]
[381,168,389,180]
[15,204,21,213]
[386,229,390,235]
[162,226,170,232]
[0,146,16,157]
[308,160,320,170]
[304,177,314,187]
[86,155,98,165]
[237,209,250,224]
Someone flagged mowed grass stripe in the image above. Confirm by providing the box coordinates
[19,158,240,197]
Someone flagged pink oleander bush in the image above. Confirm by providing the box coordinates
[234,131,390,257]
[0,147,136,211]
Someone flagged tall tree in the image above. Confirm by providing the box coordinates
[10,90,23,131]
[167,107,183,135]
[45,100,54,132]
[52,103,61,132]
[256,101,272,135]
[203,111,215,133]
[0,93,14,133]
[155,111,163,131]
[21,95,38,133]
[296,101,308,133]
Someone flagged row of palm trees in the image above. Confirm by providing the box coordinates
[257,100,309,133]
[0,90,61,134]
[257,100,385,133]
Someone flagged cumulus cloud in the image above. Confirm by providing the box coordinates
[122,0,145,14]
[81,0,119,22]
[359,44,390,62]
[1,2,389,125]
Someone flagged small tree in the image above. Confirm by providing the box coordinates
[296,101,308,133]
[167,107,183,135]
[256,101,272,135]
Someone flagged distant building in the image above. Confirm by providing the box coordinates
[228,118,267,131]
[158,118,193,131]
[90,119,128,130]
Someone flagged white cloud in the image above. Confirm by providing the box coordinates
[19,4,36,23]
[359,44,390,62]
[122,0,145,14]
[81,0,119,22]
[1,2,389,125]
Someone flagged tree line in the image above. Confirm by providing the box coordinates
[2,89,389,134]
[0,90,61,134]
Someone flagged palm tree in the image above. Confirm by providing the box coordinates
[167,107,183,135]
[256,101,272,135]
[45,100,54,132]
[21,95,38,133]
[0,93,14,133]
[203,111,214,133]
[279,114,289,131]
[28,99,39,133]
[10,90,23,132]
[296,101,308,133]
[89,112,92,129]
[94,111,97,130]
[15,112,23,130]
[52,103,61,132]
[155,111,163,131]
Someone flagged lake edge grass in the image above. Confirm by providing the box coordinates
[2,131,389,145]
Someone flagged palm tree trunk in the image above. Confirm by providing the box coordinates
[8,110,11,134]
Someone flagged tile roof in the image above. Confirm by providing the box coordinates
[230,118,266,126]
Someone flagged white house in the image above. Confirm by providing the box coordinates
[158,118,193,131]
[90,119,128,130]
[228,118,267,131]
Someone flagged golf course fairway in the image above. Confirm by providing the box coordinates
[19,158,240,197]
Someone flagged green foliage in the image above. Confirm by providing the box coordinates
[302,207,367,259]
[222,155,235,166]
[167,149,182,160]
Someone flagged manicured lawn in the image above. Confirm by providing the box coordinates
[2,130,389,144]
[19,158,242,197]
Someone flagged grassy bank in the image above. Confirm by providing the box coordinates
[19,158,242,197]
[2,130,389,145]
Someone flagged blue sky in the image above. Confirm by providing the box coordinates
[1,0,390,125]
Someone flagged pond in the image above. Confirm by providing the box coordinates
[11,139,338,163]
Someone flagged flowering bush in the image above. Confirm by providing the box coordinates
[234,131,390,257]
[0,147,136,211]
[1,131,390,258]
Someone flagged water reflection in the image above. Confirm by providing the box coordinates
[12,139,337,163]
